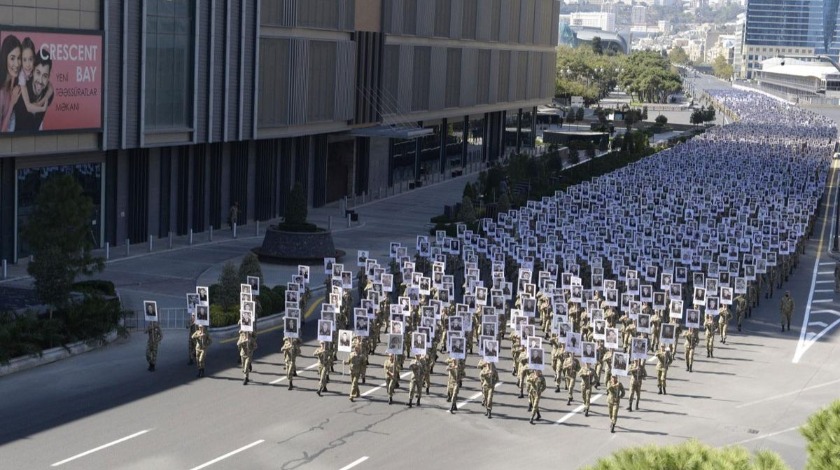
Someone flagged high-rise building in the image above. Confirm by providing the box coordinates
[0,0,559,262]
[631,5,647,26]
[739,0,840,78]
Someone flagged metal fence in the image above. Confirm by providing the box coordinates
[123,308,189,331]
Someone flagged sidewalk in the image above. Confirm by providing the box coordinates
[0,166,482,317]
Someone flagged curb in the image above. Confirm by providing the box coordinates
[0,330,120,378]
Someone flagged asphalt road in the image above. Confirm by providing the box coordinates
[2,85,840,469]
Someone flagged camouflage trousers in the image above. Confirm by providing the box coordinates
[146,344,159,365]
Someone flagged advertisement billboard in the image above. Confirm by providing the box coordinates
[0,28,103,134]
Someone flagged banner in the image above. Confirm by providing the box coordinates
[0,29,102,133]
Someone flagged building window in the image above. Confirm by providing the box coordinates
[145,0,194,130]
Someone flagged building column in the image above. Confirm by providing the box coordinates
[516,108,523,154]
[439,118,448,174]
[462,116,469,164]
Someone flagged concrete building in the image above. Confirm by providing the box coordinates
[631,5,647,26]
[754,57,840,101]
[739,0,840,79]
[0,0,559,262]
[564,12,616,32]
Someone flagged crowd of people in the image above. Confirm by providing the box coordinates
[151,89,836,431]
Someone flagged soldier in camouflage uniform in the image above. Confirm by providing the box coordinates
[187,314,197,365]
[145,321,163,372]
[191,325,211,377]
[704,314,716,358]
[780,291,794,332]
[606,375,626,433]
[383,353,399,404]
[683,327,698,372]
[314,341,331,396]
[655,344,671,395]
[345,344,365,402]
[718,305,732,344]
[406,354,423,407]
[528,369,546,424]
[578,362,596,417]
[446,357,463,413]
[281,337,301,389]
[627,359,644,411]
[237,331,257,385]
[734,294,747,332]
[479,360,499,419]
[550,333,566,391]
[563,352,581,405]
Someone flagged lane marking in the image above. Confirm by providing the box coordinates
[456,381,504,409]
[361,371,412,397]
[819,262,835,266]
[269,362,320,384]
[815,280,833,284]
[556,393,603,424]
[817,270,835,274]
[734,426,800,445]
[189,440,265,470]
[51,430,150,467]
[735,378,840,408]
[810,309,840,316]
[794,159,839,364]
[338,456,369,470]
[809,321,829,327]
[811,299,832,303]
[813,289,835,293]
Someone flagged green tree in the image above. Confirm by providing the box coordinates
[216,261,240,312]
[458,196,477,225]
[238,252,263,285]
[655,114,668,125]
[801,399,840,469]
[285,182,308,225]
[497,192,511,213]
[669,46,690,65]
[591,36,603,55]
[575,107,585,121]
[585,439,789,470]
[22,174,104,311]
[712,54,734,80]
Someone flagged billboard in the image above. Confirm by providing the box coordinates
[0,28,102,134]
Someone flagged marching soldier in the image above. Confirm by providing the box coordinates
[237,331,257,385]
[145,321,163,372]
[446,358,463,413]
[627,359,644,412]
[655,344,671,395]
[314,341,331,396]
[191,325,212,378]
[384,353,399,405]
[704,314,716,358]
[734,294,747,332]
[187,314,197,365]
[683,327,698,372]
[597,344,613,388]
[550,333,566,392]
[281,337,301,389]
[606,375,626,433]
[718,305,732,344]
[780,291,794,332]
[578,362,596,417]
[528,369,546,424]
[563,352,581,405]
[345,345,365,402]
[407,354,423,407]
[479,360,499,419]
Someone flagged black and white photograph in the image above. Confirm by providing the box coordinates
[693,287,706,306]
[593,319,606,340]
[386,334,403,355]
[612,352,629,377]
[197,286,209,306]
[298,265,310,284]
[355,314,370,337]
[566,332,582,354]
[528,347,545,370]
[581,341,597,364]
[605,328,620,349]
[720,287,734,305]
[195,305,210,326]
[483,339,499,363]
[357,250,369,267]
[670,299,684,319]
[637,313,650,333]
[144,300,158,323]
[284,317,300,339]
[631,337,648,361]
[186,293,199,314]
[324,257,336,275]
[240,283,252,296]
[240,309,253,332]
[686,309,701,329]
[410,332,426,355]
[247,276,260,296]
[653,291,666,310]
[449,335,466,359]
[390,321,404,335]
[317,319,333,342]
[661,323,676,344]
[338,330,353,352]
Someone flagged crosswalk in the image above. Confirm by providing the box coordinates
[794,261,840,363]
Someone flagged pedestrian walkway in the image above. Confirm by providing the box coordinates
[0,165,482,318]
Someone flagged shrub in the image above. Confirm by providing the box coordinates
[655,114,668,125]
[209,304,239,327]
[285,182,308,226]
[71,280,117,297]
[801,399,840,470]
[238,252,263,285]
[585,439,788,470]
[216,261,240,312]
[459,196,477,225]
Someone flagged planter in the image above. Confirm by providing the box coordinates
[253,226,341,263]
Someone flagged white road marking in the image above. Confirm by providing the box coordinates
[814,289,835,293]
[360,371,412,397]
[811,309,840,316]
[794,160,839,364]
[809,321,829,327]
[735,378,840,408]
[338,456,369,470]
[815,280,833,284]
[51,430,150,467]
[456,381,504,409]
[734,426,800,445]
[817,270,835,274]
[269,362,320,384]
[819,262,835,266]
[556,394,603,424]
[188,440,264,470]
[811,299,832,303]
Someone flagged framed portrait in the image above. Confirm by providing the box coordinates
[448,335,466,360]
[317,319,333,342]
[357,250,369,267]
[143,300,158,323]
[240,309,254,332]
[338,329,354,352]
[324,257,336,275]
[527,348,545,370]
[630,337,648,361]
[410,332,426,356]
[195,304,210,326]
[612,352,629,376]
[186,293,199,315]
[670,299,683,319]
[247,276,260,296]
[605,327,620,349]
[685,309,701,328]
[581,341,597,364]
[284,317,300,339]
[196,286,210,306]
[483,339,499,363]
[660,323,676,344]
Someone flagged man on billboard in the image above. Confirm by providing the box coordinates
[14,49,53,132]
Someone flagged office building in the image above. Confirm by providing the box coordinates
[0,0,560,262]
